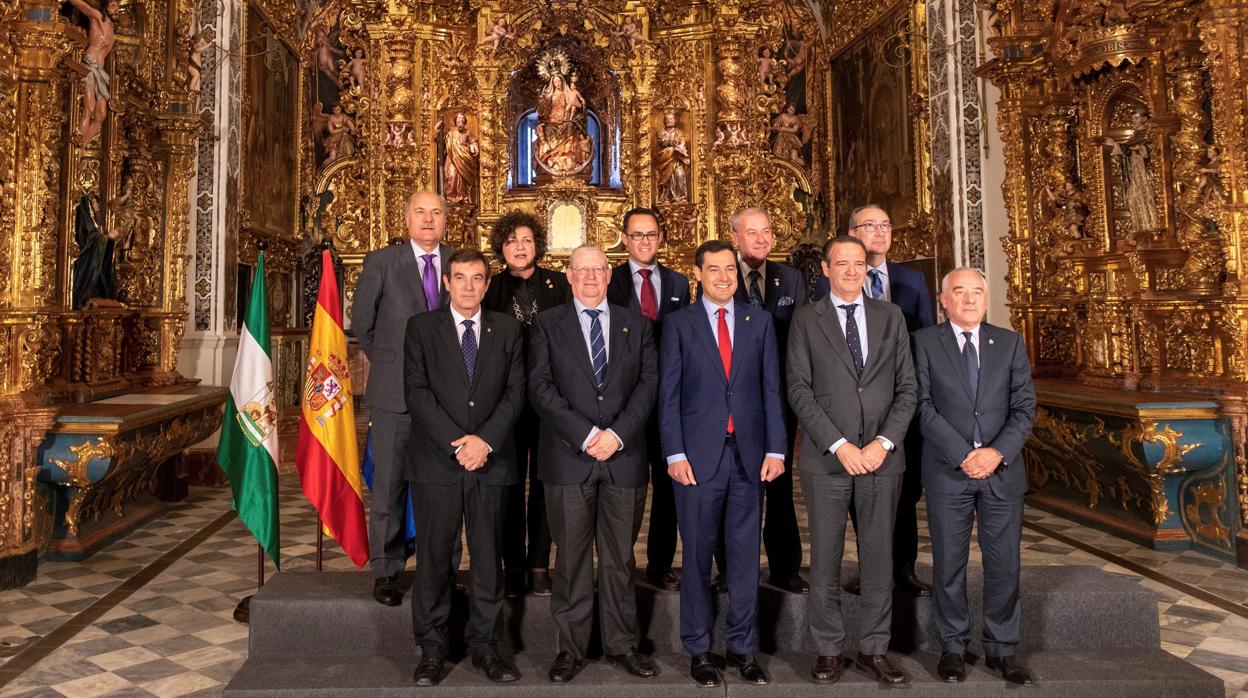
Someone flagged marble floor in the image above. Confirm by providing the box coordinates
[0,476,1246,697]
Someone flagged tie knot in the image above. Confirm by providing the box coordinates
[840,303,858,316]
[717,307,727,319]
[422,253,435,263]
[962,330,973,341]
[638,268,651,280]
[462,319,474,329]
[583,308,601,319]
[748,269,761,282]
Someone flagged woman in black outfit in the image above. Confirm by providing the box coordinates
[482,211,571,597]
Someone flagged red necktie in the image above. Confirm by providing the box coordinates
[638,268,658,321]
[717,308,733,433]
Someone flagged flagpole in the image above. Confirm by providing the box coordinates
[316,516,324,572]
[233,543,268,624]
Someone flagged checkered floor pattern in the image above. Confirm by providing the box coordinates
[1,474,1247,696]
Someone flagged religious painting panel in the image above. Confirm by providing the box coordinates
[829,3,921,247]
[243,6,299,239]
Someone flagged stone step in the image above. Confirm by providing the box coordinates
[245,565,1161,659]
[224,649,1222,696]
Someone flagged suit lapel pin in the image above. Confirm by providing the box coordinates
[745,314,751,322]
[486,327,493,333]
[546,279,554,287]
[772,277,780,286]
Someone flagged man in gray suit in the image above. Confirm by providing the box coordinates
[787,235,916,687]
[351,190,454,606]
[914,268,1036,685]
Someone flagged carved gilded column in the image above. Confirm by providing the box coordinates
[630,38,656,207]
[1169,40,1221,288]
[147,112,200,382]
[710,5,752,237]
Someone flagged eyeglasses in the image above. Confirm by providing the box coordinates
[569,266,609,277]
[852,222,892,232]
[623,232,660,241]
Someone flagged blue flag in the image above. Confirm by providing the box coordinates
[360,425,416,557]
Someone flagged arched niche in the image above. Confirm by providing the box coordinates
[505,36,621,189]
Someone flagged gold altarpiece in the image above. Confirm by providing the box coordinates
[981,0,1248,564]
[291,0,937,299]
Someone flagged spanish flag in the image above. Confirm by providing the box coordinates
[296,250,369,568]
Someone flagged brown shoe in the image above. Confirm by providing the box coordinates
[811,655,843,684]
[856,653,907,686]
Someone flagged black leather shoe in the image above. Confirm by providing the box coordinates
[843,576,861,595]
[604,652,657,678]
[856,653,908,686]
[709,573,728,593]
[413,656,444,686]
[896,573,932,597]
[473,653,519,683]
[726,652,768,685]
[530,569,552,596]
[811,655,843,684]
[690,653,722,687]
[373,575,402,606]
[549,651,584,683]
[770,574,810,594]
[986,655,1033,685]
[937,652,967,682]
[647,568,681,592]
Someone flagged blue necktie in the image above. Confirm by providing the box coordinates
[461,319,477,384]
[584,309,607,389]
[868,269,884,300]
[747,270,764,308]
[963,331,982,444]
[840,304,864,376]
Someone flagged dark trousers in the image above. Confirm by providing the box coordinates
[848,426,924,581]
[716,421,800,583]
[503,409,552,571]
[645,417,678,574]
[674,437,763,657]
[368,408,411,578]
[545,461,646,658]
[802,469,901,656]
[926,478,1023,658]
[411,477,506,659]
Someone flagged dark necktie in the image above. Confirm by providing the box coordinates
[717,308,734,434]
[638,268,658,321]
[840,303,864,377]
[585,309,607,390]
[421,253,440,310]
[461,319,477,383]
[747,269,763,308]
[963,330,983,444]
[868,269,884,300]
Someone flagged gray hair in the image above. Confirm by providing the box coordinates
[847,204,888,232]
[569,244,607,266]
[729,207,772,232]
[405,191,447,214]
[940,266,988,293]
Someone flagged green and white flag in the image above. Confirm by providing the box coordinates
[216,252,281,567]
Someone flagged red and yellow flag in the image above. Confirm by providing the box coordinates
[296,250,369,568]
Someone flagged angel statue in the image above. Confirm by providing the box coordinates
[1102,108,1161,234]
[479,15,515,55]
[188,28,213,93]
[771,104,810,166]
[321,104,356,162]
[346,48,368,92]
[614,17,650,52]
[1196,145,1225,220]
[534,51,592,176]
[1044,178,1090,240]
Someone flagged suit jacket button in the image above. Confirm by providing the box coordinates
[974,410,980,416]
[469,401,475,407]
[857,387,863,393]
[597,395,604,401]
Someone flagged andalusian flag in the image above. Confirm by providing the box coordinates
[296,250,369,568]
[216,252,281,567]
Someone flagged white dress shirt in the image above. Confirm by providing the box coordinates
[826,292,894,456]
[411,241,441,280]
[571,297,622,452]
[666,297,785,466]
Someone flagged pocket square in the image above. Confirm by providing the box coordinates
[670,297,679,302]
[777,296,795,307]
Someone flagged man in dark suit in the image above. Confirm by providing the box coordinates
[788,235,916,687]
[528,245,659,683]
[729,207,808,594]
[607,207,691,593]
[404,249,525,686]
[914,267,1036,685]
[659,240,786,687]
[352,191,454,606]
[814,204,936,597]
